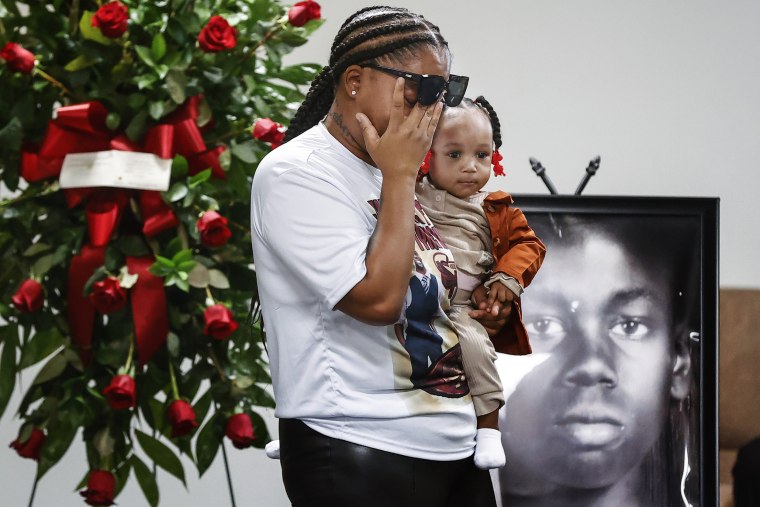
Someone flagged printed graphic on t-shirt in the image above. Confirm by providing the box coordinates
[368,199,468,399]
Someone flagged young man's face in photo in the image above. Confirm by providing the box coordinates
[500,232,683,494]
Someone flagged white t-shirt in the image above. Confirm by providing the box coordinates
[250,123,476,460]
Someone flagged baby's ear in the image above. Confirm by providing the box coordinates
[670,338,691,400]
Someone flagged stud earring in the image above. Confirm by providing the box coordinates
[351,90,357,96]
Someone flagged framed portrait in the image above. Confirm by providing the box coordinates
[493,195,718,507]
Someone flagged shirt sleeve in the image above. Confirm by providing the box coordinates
[258,166,373,310]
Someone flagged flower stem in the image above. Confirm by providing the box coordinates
[27,474,38,507]
[240,23,285,63]
[124,333,135,374]
[33,67,74,97]
[205,286,215,305]
[168,360,180,401]
[207,347,227,381]
[220,438,238,507]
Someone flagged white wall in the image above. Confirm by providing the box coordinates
[2,1,758,505]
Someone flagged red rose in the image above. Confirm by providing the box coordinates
[252,118,285,149]
[80,470,115,506]
[197,211,232,247]
[91,1,129,38]
[166,399,199,437]
[203,304,238,340]
[0,42,35,74]
[102,374,136,410]
[198,16,238,53]
[11,279,44,312]
[225,413,255,449]
[288,0,321,27]
[9,428,45,461]
[89,277,127,314]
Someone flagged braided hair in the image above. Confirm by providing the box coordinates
[284,6,450,142]
[458,96,502,150]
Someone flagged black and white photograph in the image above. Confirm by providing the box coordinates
[494,196,718,507]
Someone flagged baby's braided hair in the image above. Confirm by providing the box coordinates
[454,96,505,176]
[284,6,450,142]
[465,96,502,150]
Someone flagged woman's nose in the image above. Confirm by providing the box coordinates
[562,327,618,388]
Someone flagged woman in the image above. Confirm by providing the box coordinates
[497,214,700,506]
[250,6,503,506]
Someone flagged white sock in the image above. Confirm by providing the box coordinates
[265,439,281,459]
[473,428,506,470]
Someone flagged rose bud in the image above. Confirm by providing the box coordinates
[80,469,116,506]
[197,210,232,248]
[0,42,35,74]
[252,118,285,149]
[167,399,199,438]
[91,1,129,38]
[288,0,321,27]
[89,277,127,314]
[198,16,238,53]
[9,428,45,461]
[11,279,44,313]
[225,413,255,449]
[102,374,136,410]
[203,304,239,340]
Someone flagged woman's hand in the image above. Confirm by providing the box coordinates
[355,77,443,181]
[469,284,513,337]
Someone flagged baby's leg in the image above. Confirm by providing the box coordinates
[449,305,506,470]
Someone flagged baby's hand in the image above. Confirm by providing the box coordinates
[486,281,515,316]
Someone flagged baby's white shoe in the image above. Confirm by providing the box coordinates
[265,439,280,459]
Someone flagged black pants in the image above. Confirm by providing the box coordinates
[279,418,496,507]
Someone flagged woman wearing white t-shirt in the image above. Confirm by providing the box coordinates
[251,6,510,506]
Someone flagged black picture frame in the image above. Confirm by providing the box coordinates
[493,195,719,507]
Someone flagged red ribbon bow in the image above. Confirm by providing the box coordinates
[43,98,222,365]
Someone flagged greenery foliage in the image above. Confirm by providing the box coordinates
[0,0,321,504]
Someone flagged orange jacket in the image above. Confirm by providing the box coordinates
[482,191,546,355]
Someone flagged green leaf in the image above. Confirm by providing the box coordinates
[188,263,210,288]
[137,74,159,90]
[230,140,259,164]
[19,328,65,369]
[82,266,109,297]
[135,430,186,486]
[274,63,321,85]
[126,110,149,141]
[131,455,160,507]
[208,269,230,289]
[188,169,212,189]
[171,248,193,264]
[149,101,166,120]
[64,54,99,72]
[32,352,67,385]
[106,112,121,131]
[166,18,187,45]
[0,117,23,151]
[166,332,181,358]
[163,183,187,205]
[31,253,56,277]
[165,237,184,259]
[0,327,18,419]
[134,45,156,66]
[165,69,187,104]
[171,155,189,179]
[23,242,52,257]
[80,11,114,46]
[116,235,150,256]
[195,412,222,477]
[37,417,77,479]
[152,33,167,61]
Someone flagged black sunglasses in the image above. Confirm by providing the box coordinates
[360,63,469,107]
